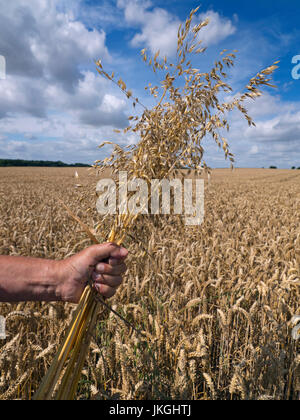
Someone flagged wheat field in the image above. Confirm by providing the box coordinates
[0,166,299,400]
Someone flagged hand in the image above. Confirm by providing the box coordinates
[57,243,128,303]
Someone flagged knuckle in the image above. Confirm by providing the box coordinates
[97,263,110,274]
[106,242,118,251]
[103,264,111,274]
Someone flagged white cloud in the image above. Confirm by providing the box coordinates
[117,0,180,57]
[0,75,47,118]
[249,145,259,155]
[0,0,130,161]
[0,0,109,91]
[117,1,236,57]
[244,111,300,144]
[0,0,299,168]
[200,91,300,168]
[0,114,127,163]
[45,71,128,128]
[196,10,236,47]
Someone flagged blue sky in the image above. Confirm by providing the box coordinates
[0,0,299,168]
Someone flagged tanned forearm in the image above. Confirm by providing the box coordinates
[0,256,62,302]
[0,244,128,304]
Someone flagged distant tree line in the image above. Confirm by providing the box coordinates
[269,166,300,169]
[0,159,90,167]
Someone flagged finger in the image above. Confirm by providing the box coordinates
[92,272,123,288]
[95,262,127,276]
[109,257,125,266]
[94,283,116,299]
[86,243,128,265]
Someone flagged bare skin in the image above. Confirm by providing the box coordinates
[0,243,128,304]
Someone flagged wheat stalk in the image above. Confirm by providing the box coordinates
[32,6,278,400]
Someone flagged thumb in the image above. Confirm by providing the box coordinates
[85,243,128,265]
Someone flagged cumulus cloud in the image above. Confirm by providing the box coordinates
[45,71,128,128]
[0,76,47,119]
[117,1,236,57]
[79,93,128,128]
[245,111,300,144]
[199,91,300,168]
[0,0,299,168]
[117,0,180,57]
[195,10,236,47]
[0,115,125,163]
[249,145,259,155]
[227,93,300,148]
[0,0,109,92]
[0,0,129,153]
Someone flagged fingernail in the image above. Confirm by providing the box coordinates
[97,263,105,273]
[94,283,102,294]
[92,272,102,281]
[120,248,128,257]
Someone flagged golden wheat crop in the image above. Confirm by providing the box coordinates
[0,167,299,400]
[22,7,282,399]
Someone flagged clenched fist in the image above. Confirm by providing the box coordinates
[58,243,128,303]
[0,243,128,303]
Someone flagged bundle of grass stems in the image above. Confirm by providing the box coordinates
[34,7,278,400]
[33,223,127,400]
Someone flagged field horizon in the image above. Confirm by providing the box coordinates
[0,167,299,400]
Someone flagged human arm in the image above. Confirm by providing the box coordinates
[0,243,128,303]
